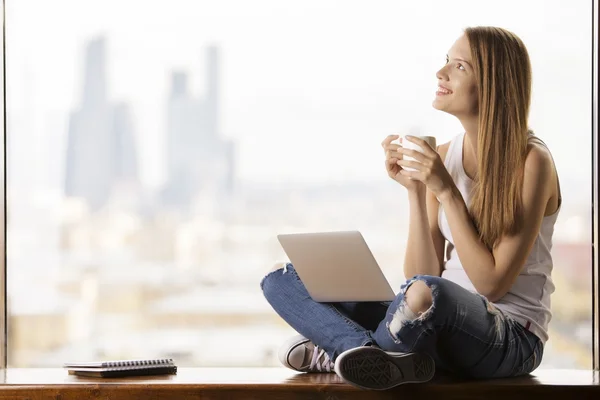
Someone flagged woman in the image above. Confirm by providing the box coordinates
[260,26,561,390]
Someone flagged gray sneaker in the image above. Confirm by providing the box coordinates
[334,346,435,390]
[278,334,335,373]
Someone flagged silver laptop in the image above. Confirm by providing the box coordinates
[277,231,396,302]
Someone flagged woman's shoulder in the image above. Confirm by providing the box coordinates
[525,137,555,172]
[523,139,558,203]
[526,132,553,157]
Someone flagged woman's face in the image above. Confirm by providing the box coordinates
[432,34,479,118]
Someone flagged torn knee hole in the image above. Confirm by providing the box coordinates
[386,300,432,342]
[404,280,434,315]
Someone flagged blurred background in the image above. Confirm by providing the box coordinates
[4,0,593,368]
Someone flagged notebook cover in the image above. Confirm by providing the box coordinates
[68,365,178,378]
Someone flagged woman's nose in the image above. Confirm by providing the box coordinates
[436,66,448,81]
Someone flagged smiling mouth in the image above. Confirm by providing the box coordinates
[436,86,452,95]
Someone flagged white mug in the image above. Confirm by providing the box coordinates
[401,135,437,172]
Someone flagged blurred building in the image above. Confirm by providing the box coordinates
[64,37,140,211]
[162,45,235,210]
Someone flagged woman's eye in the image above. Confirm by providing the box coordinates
[457,63,465,71]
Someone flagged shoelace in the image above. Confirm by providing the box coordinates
[309,345,334,372]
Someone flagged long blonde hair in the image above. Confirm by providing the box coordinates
[464,26,532,250]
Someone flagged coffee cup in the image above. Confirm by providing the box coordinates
[401,135,437,172]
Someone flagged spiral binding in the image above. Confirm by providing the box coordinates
[104,359,174,368]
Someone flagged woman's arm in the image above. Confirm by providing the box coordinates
[403,143,449,279]
[437,146,555,302]
[403,189,443,279]
[427,187,447,273]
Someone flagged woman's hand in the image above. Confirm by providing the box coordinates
[381,135,424,192]
[396,136,456,199]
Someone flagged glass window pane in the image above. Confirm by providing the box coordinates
[6,0,593,368]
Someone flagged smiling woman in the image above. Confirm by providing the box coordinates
[261,26,565,390]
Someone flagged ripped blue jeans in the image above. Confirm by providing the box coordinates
[260,263,543,378]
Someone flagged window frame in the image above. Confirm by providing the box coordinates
[1,0,6,369]
[0,0,598,371]
[592,0,599,372]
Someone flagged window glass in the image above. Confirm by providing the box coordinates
[6,0,592,368]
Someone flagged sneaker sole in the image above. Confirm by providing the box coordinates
[334,347,435,390]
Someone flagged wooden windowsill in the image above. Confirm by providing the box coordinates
[0,368,598,399]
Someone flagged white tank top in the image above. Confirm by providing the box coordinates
[438,132,561,343]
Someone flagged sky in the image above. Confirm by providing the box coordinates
[4,0,593,188]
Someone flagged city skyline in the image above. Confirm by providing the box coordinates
[63,35,236,210]
[5,0,592,190]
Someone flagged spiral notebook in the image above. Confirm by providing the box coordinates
[64,358,177,378]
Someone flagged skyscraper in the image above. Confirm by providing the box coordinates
[64,37,139,211]
[163,45,235,209]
